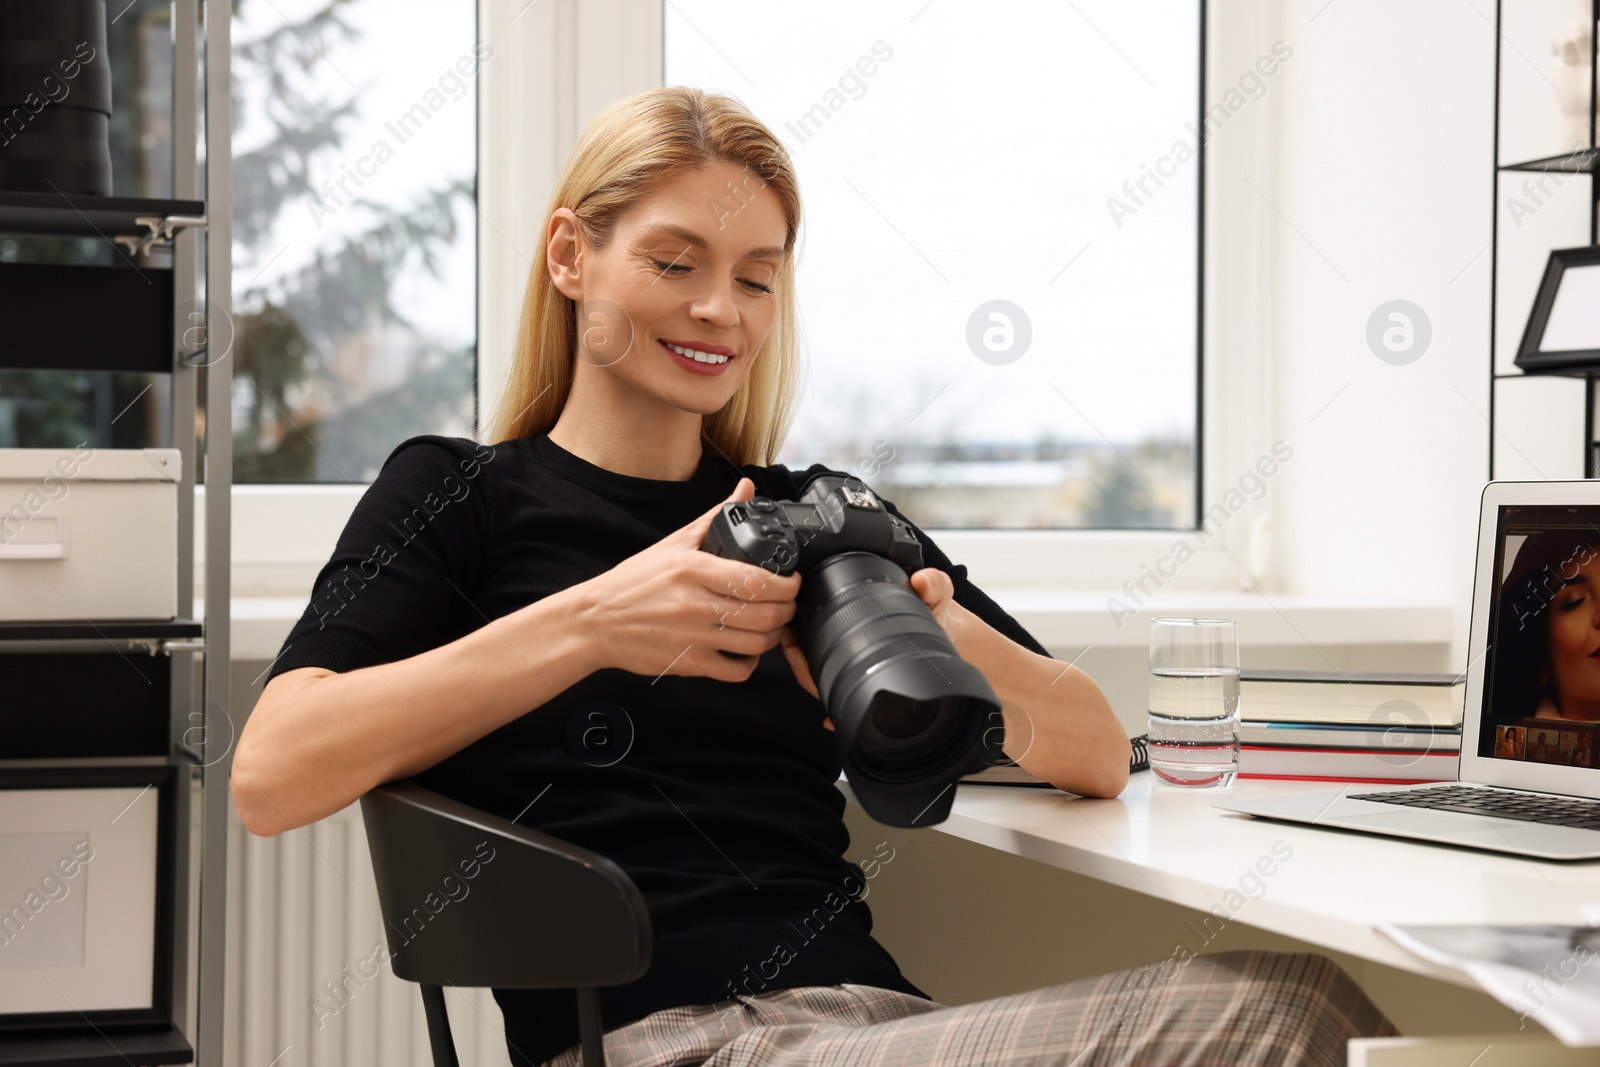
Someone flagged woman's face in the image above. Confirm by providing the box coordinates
[548,160,787,419]
[1544,553,1600,711]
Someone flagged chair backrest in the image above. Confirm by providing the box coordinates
[360,780,652,1067]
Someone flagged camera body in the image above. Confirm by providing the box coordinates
[700,473,922,577]
[701,472,1005,827]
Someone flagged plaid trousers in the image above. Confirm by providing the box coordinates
[535,950,1398,1067]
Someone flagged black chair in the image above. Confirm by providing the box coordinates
[360,780,652,1067]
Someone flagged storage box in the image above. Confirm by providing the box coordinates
[0,447,180,622]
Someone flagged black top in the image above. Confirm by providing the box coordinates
[264,432,1052,1066]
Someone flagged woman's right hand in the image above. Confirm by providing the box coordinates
[574,477,802,683]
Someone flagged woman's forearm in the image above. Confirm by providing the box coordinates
[232,583,603,837]
[949,602,1131,798]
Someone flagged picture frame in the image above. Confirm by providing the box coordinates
[0,761,178,1033]
[1514,244,1600,375]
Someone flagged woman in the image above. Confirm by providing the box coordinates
[233,87,1395,1067]
[1495,724,1526,760]
[1487,530,1600,755]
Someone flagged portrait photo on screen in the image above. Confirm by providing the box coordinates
[1482,506,1600,763]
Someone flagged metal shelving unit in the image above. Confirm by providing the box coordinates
[0,192,205,238]
[1489,0,1599,480]
[0,1,232,1064]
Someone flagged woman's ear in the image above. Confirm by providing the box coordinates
[547,207,585,301]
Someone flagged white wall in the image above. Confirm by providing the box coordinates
[1223,0,1497,671]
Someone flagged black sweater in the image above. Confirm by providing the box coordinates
[263,432,1052,1066]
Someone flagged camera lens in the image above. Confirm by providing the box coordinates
[863,690,942,741]
[853,692,988,786]
[794,552,1000,791]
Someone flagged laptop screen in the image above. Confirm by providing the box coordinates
[1480,503,1600,765]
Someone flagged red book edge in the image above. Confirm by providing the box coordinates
[1239,745,1459,757]
[1237,773,1455,784]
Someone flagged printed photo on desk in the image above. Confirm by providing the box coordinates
[1380,922,1600,1046]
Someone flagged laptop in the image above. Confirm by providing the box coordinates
[1215,480,1600,861]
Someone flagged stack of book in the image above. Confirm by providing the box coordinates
[1237,669,1464,783]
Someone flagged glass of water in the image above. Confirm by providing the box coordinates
[1148,618,1240,787]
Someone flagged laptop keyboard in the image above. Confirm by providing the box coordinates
[1348,784,1600,831]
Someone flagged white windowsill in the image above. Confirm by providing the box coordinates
[984,590,1454,651]
[201,593,1456,662]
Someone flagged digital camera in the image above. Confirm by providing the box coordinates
[700,472,1004,827]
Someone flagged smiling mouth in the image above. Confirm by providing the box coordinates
[659,339,734,365]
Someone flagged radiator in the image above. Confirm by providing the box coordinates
[222,801,515,1067]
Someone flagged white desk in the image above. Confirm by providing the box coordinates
[910,773,1598,987]
[840,772,1600,1064]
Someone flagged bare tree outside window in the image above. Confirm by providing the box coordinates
[226,0,477,482]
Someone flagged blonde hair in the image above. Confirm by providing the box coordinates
[483,86,804,466]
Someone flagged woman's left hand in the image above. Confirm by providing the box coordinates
[782,567,962,734]
[908,566,962,643]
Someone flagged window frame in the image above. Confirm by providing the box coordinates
[227,0,1286,604]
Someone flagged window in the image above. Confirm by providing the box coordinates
[229,0,479,482]
[664,0,1199,530]
[0,0,480,486]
